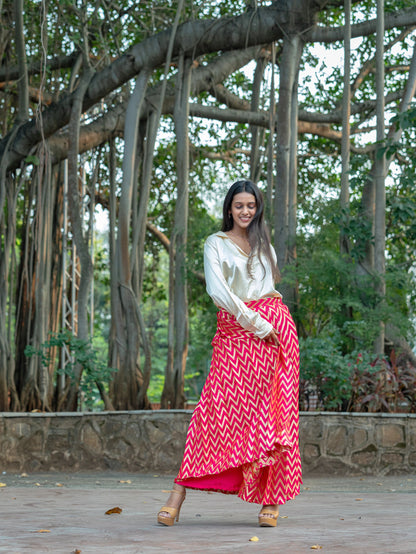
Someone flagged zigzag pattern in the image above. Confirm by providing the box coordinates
[176,297,302,505]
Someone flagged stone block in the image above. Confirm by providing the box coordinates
[299,419,323,440]
[409,451,416,467]
[19,431,44,456]
[381,452,404,467]
[106,438,134,460]
[376,424,405,448]
[49,449,76,471]
[124,423,143,446]
[45,428,72,451]
[5,420,35,439]
[409,422,416,448]
[143,419,170,446]
[303,443,320,461]
[352,428,368,449]
[327,426,347,456]
[351,444,377,467]
[81,423,103,455]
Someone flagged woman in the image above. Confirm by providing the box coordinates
[157,180,301,527]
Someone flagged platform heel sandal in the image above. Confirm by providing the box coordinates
[157,489,186,526]
[258,506,279,527]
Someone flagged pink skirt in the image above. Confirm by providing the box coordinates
[175,296,302,505]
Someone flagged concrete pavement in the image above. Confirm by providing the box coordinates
[0,472,415,553]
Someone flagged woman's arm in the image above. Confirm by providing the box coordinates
[204,237,274,339]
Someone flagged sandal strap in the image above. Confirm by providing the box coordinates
[169,489,186,495]
[259,507,279,517]
[158,506,178,517]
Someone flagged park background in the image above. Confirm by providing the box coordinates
[1,0,416,416]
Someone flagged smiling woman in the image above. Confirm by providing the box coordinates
[157,180,301,528]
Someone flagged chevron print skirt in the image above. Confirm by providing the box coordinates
[175,296,301,505]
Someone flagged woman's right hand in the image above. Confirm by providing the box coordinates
[265,328,280,346]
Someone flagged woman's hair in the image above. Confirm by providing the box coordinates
[221,179,280,281]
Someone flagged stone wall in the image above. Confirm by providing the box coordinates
[299,412,416,475]
[1,411,415,475]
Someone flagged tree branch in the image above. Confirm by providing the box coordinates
[0,1,317,172]
[306,7,416,42]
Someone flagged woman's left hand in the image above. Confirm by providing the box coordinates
[265,328,280,346]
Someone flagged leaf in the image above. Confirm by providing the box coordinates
[310,546,323,550]
[249,536,259,542]
[105,506,122,515]
[355,498,363,501]
[36,529,51,533]
[119,480,131,484]
[0,483,7,487]
[24,155,40,166]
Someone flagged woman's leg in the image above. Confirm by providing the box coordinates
[157,483,187,526]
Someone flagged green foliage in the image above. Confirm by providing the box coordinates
[299,334,354,410]
[24,330,115,411]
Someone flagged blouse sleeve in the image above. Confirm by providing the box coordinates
[204,237,274,339]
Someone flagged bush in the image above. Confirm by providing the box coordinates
[350,350,416,413]
[300,334,416,413]
[299,334,353,411]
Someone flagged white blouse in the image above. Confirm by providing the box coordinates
[204,231,282,339]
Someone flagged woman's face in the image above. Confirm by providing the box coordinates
[229,192,257,232]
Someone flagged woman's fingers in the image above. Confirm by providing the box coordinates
[266,329,280,346]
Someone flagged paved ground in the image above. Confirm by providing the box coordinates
[0,472,415,553]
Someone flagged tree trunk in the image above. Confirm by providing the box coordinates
[162,53,192,409]
[0,175,17,411]
[266,43,276,226]
[250,55,267,183]
[274,34,303,310]
[13,0,29,123]
[62,70,95,411]
[109,69,150,410]
[340,0,351,256]
[373,0,386,356]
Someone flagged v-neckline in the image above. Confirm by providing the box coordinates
[222,231,251,256]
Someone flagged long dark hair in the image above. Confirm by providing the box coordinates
[221,180,280,281]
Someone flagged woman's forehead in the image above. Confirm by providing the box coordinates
[232,192,256,203]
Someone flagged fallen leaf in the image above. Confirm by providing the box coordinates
[376,483,383,486]
[119,480,131,484]
[20,473,28,478]
[249,536,259,542]
[0,483,7,488]
[36,529,51,533]
[355,498,363,501]
[55,483,63,487]
[105,506,122,515]
[73,550,81,554]
[279,515,288,519]
[310,546,322,550]
[35,483,41,487]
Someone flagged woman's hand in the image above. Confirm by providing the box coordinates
[265,328,280,346]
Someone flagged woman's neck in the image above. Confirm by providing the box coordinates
[228,227,248,239]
